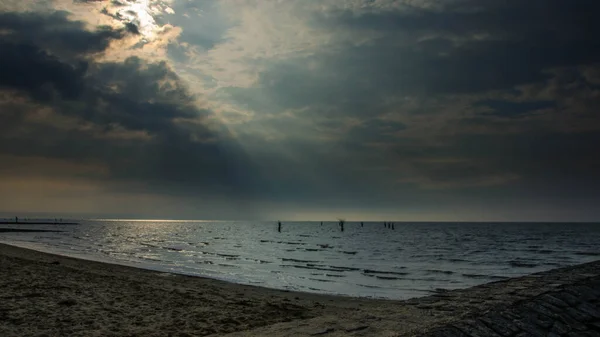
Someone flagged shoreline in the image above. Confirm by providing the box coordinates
[1,243,599,336]
[0,221,78,225]
[0,229,64,233]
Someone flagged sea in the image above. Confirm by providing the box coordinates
[1,220,599,300]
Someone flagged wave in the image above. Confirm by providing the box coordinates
[281,258,318,263]
[329,265,360,271]
[216,253,240,258]
[284,241,306,245]
[462,273,489,279]
[370,275,403,280]
[281,264,351,272]
[508,260,538,268]
[357,283,384,289]
[195,260,214,265]
[426,269,454,275]
[363,269,409,276]
[489,275,509,280]
[309,278,335,283]
[217,263,238,268]
[575,251,600,256]
[163,247,183,251]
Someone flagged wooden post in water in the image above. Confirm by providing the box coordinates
[278,221,281,233]
[361,221,364,227]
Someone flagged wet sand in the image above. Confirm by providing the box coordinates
[1,243,599,336]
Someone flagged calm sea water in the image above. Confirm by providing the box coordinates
[1,220,599,300]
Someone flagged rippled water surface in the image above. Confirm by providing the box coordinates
[2,221,599,299]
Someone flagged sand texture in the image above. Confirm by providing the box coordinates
[1,243,599,336]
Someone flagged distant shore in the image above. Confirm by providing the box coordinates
[0,228,63,233]
[0,221,78,225]
[0,243,599,336]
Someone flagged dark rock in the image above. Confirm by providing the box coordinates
[344,325,368,332]
[424,326,470,337]
[575,285,600,298]
[541,294,570,308]
[514,332,535,337]
[479,314,520,336]
[557,312,589,331]
[566,287,597,303]
[577,302,600,319]
[568,332,600,337]
[310,328,335,336]
[566,307,592,322]
[508,316,548,337]
[539,300,567,315]
[452,320,502,337]
[58,299,77,306]
[515,307,555,329]
[554,291,583,307]
[550,320,571,335]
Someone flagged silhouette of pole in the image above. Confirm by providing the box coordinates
[392,223,395,230]
[361,221,364,227]
[278,221,281,233]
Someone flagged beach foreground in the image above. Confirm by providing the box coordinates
[1,243,599,336]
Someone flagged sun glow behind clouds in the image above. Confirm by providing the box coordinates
[108,0,174,39]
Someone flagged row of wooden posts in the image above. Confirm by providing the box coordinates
[277,220,395,232]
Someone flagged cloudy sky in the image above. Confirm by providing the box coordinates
[0,0,599,221]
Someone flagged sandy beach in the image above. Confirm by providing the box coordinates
[1,243,599,336]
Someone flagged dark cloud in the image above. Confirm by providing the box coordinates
[219,0,600,202]
[475,100,555,118]
[0,42,87,101]
[316,0,600,94]
[327,1,598,39]
[0,10,263,208]
[232,0,600,118]
[0,11,124,57]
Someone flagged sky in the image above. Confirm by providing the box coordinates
[0,0,599,221]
